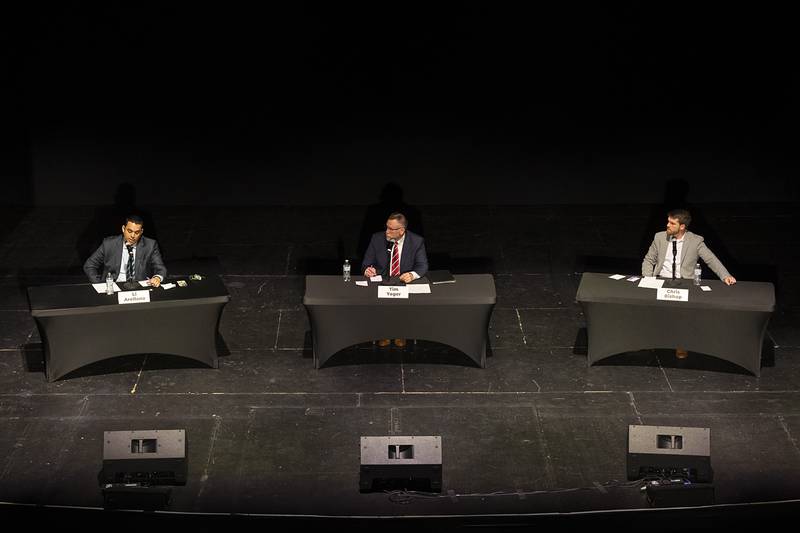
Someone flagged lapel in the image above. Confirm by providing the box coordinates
[679,232,694,270]
[658,232,669,269]
[112,236,125,274]
[659,231,692,272]
[134,238,148,279]
[400,232,413,270]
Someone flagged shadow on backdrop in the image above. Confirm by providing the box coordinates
[640,178,777,286]
[0,117,33,249]
[357,182,424,262]
[76,183,158,269]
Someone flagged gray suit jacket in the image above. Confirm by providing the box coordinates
[642,231,731,280]
[83,235,167,283]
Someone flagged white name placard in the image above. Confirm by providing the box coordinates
[378,286,409,299]
[118,290,151,305]
[656,287,689,302]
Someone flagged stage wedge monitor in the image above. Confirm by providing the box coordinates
[360,436,442,492]
[102,429,187,485]
[627,425,712,482]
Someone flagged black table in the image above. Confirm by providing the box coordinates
[303,274,496,368]
[576,272,775,376]
[28,276,230,381]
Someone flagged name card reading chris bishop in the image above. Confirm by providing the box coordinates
[378,286,409,299]
[656,287,689,302]
[118,290,152,305]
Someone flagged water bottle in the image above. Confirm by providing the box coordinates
[343,259,351,282]
[105,272,114,295]
[693,262,701,286]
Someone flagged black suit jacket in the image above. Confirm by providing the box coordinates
[361,230,428,278]
[83,235,167,283]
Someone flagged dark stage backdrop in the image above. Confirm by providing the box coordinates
[4,4,797,206]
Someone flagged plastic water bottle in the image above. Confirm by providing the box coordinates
[693,263,702,286]
[105,272,114,295]
[343,259,351,282]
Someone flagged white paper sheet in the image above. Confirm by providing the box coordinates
[92,282,121,293]
[626,276,641,282]
[637,276,664,289]
[406,284,431,294]
[700,285,712,292]
[370,275,383,282]
[161,283,176,290]
[608,274,626,280]
[356,281,369,287]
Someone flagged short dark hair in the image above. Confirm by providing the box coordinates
[125,214,144,226]
[668,209,691,228]
[387,212,407,228]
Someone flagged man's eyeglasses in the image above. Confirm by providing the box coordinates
[385,226,405,232]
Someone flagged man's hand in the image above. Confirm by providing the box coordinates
[364,266,377,278]
[399,272,414,283]
[723,276,737,286]
[149,277,162,288]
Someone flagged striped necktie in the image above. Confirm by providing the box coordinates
[390,242,400,277]
[126,245,135,280]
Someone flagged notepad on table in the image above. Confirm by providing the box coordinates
[425,270,455,284]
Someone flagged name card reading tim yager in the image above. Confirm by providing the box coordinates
[378,286,409,299]
[118,290,152,305]
[656,287,689,302]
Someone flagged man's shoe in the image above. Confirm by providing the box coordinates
[393,338,407,348]
[377,339,391,347]
[676,348,688,359]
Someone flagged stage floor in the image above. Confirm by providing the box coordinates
[1,203,798,522]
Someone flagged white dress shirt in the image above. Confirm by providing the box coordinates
[659,234,685,278]
[117,243,136,282]
[392,235,420,280]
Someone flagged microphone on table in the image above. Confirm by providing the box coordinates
[381,238,402,283]
[671,239,677,280]
[383,239,396,278]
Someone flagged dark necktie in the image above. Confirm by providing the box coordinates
[390,242,400,277]
[126,245,135,280]
[671,239,677,279]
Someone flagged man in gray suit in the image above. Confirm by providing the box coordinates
[642,209,736,359]
[642,209,736,285]
[83,215,167,287]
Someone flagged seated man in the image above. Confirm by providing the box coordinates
[642,208,736,358]
[83,214,167,288]
[362,212,428,347]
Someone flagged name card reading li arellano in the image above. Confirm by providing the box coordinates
[117,290,152,305]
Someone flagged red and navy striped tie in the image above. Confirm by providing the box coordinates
[390,242,400,277]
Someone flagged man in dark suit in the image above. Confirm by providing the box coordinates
[362,212,428,347]
[362,212,428,283]
[83,214,167,287]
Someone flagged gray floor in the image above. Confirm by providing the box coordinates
[1,204,798,519]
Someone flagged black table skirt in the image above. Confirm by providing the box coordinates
[304,274,496,368]
[29,277,230,381]
[576,273,775,376]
